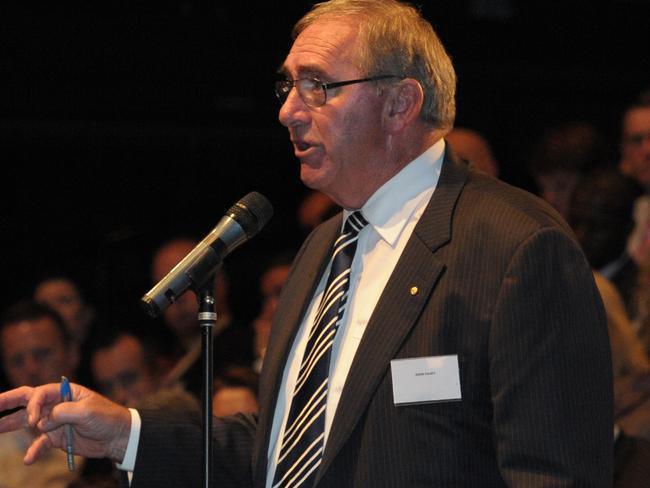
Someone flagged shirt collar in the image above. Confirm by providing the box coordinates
[344,138,445,247]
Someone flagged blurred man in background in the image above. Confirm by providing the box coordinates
[0,301,81,488]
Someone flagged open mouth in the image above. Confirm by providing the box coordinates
[295,141,310,151]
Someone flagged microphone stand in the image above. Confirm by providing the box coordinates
[196,277,217,488]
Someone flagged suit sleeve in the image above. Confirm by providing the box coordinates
[489,226,613,486]
[130,408,256,488]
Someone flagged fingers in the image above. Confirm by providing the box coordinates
[25,383,67,427]
[0,386,34,412]
[37,400,87,432]
[2,383,92,431]
[0,408,28,433]
[24,432,55,465]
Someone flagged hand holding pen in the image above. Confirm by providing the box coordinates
[0,381,132,466]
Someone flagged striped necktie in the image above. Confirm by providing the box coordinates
[272,211,368,488]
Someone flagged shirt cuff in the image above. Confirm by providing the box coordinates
[116,408,141,472]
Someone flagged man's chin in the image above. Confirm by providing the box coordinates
[299,166,326,192]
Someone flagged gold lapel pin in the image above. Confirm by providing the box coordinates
[410,286,419,296]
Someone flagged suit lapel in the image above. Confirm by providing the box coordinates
[317,148,469,481]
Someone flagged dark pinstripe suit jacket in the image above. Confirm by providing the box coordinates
[132,148,613,487]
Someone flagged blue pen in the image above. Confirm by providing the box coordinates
[60,376,75,471]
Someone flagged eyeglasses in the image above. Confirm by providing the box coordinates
[275,75,400,108]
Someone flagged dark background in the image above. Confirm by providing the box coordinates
[2,0,650,328]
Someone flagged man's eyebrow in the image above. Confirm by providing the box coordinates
[276,64,326,79]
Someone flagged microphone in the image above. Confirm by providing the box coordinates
[141,191,273,318]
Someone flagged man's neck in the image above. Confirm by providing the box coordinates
[340,129,445,210]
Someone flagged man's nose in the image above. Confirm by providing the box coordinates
[25,354,39,372]
[278,88,310,128]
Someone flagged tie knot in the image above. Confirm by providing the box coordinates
[344,211,368,236]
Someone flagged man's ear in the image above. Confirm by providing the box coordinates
[382,78,425,134]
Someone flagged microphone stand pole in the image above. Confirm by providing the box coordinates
[196,277,217,488]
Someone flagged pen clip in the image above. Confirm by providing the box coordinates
[60,376,72,402]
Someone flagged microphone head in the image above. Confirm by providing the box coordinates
[140,191,273,319]
[228,191,274,238]
[141,294,162,318]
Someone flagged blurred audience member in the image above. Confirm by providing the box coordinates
[596,273,649,379]
[529,121,606,220]
[626,197,650,268]
[212,366,260,417]
[0,301,82,488]
[33,275,95,386]
[33,276,94,349]
[569,167,643,316]
[446,126,499,177]
[150,237,253,398]
[91,332,160,408]
[620,88,650,193]
[84,329,199,488]
[619,89,650,276]
[571,167,650,451]
[251,252,294,372]
[151,238,206,356]
[594,272,650,485]
[91,328,199,410]
[1,302,78,387]
[598,271,650,442]
[634,264,650,358]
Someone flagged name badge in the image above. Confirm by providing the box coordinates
[390,355,462,406]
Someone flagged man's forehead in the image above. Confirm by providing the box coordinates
[1,318,65,352]
[3,317,58,336]
[36,279,80,298]
[102,336,143,359]
[280,19,359,76]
